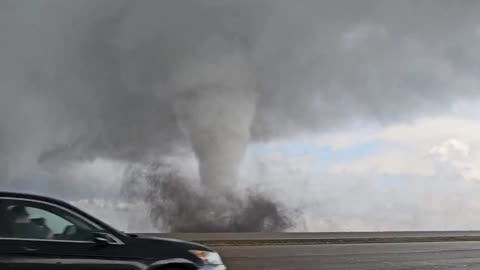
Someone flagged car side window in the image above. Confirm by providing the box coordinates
[1,199,98,242]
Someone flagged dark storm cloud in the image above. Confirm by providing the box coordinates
[1,1,478,166]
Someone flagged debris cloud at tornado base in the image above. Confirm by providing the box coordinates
[122,162,294,232]
[0,1,480,231]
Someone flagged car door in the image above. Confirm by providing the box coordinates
[0,241,14,269]
[0,197,145,270]
[0,202,15,270]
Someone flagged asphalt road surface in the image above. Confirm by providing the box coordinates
[216,241,480,270]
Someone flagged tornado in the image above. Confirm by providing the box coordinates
[171,46,256,193]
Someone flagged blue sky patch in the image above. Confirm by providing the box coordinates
[248,140,382,164]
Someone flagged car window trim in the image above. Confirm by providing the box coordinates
[0,235,124,245]
[0,196,124,245]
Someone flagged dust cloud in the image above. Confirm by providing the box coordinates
[122,162,293,232]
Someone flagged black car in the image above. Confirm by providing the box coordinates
[0,191,227,270]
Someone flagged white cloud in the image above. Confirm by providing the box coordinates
[238,104,480,231]
[304,115,480,178]
[430,139,480,182]
[430,139,470,162]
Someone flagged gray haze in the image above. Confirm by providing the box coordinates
[1,0,480,231]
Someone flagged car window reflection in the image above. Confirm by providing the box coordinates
[1,201,98,242]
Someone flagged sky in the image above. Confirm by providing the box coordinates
[241,100,480,232]
[96,101,480,231]
[2,1,480,232]
[8,100,480,233]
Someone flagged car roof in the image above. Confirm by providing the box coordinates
[0,191,70,206]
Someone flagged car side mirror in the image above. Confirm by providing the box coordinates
[92,232,111,246]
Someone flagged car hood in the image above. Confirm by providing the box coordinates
[130,234,213,252]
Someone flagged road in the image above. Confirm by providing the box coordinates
[216,241,480,270]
